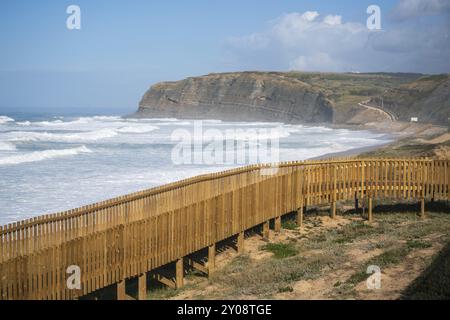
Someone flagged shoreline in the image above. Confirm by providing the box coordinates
[308,141,393,160]
[311,119,448,160]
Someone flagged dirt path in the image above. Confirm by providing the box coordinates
[358,99,397,121]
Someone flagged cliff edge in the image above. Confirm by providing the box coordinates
[135,71,448,126]
[136,72,334,123]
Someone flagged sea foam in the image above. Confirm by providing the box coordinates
[0,146,92,165]
[0,142,16,151]
[116,125,159,133]
[0,116,14,124]
[9,129,119,143]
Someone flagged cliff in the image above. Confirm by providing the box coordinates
[367,74,450,125]
[135,71,448,126]
[136,72,334,123]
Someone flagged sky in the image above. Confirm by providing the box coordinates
[0,0,449,115]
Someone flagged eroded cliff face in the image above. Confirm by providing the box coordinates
[136,72,334,123]
[368,75,450,125]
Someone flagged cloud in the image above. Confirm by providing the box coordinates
[223,6,450,74]
[323,15,342,25]
[390,0,450,21]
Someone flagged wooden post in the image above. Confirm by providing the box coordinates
[138,273,147,300]
[297,206,304,228]
[368,197,373,222]
[274,216,281,232]
[175,258,184,289]
[117,280,126,300]
[262,221,270,240]
[354,192,359,210]
[208,244,216,275]
[237,232,245,253]
[420,198,426,219]
[331,202,336,219]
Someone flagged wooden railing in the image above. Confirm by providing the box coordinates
[0,158,449,300]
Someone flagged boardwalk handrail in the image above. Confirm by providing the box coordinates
[0,157,448,300]
[0,157,430,234]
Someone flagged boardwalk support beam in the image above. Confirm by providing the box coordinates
[263,221,270,240]
[152,273,176,289]
[274,216,281,232]
[117,280,126,300]
[176,258,184,289]
[368,197,373,222]
[186,258,208,275]
[138,273,147,300]
[331,202,337,219]
[237,232,245,253]
[420,198,426,219]
[208,244,216,275]
[297,206,304,228]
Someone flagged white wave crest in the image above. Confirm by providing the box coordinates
[35,118,89,126]
[9,129,118,142]
[0,116,14,124]
[0,146,92,166]
[116,125,159,133]
[0,142,16,151]
[90,116,122,121]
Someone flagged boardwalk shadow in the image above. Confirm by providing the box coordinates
[401,241,450,300]
[343,200,450,216]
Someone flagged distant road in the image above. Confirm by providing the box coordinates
[358,99,397,121]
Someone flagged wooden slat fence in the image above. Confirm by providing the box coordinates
[0,158,449,299]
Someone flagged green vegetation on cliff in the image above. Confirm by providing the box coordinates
[136,71,448,125]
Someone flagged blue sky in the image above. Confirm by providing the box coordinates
[0,0,449,114]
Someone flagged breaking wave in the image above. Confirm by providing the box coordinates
[8,129,119,142]
[116,125,159,133]
[0,116,14,124]
[0,142,16,151]
[0,146,92,166]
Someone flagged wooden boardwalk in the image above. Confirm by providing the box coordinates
[0,158,449,300]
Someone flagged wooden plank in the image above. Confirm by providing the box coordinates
[137,273,147,300]
[262,221,270,240]
[117,280,126,300]
[208,244,216,274]
[297,205,304,228]
[331,202,336,219]
[274,216,281,233]
[175,258,183,289]
[152,273,176,289]
[237,232,245,253]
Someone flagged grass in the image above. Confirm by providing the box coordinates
[333,221,376,244]
[144,206,450,300]
[406,240,432,249]
[278,286,294,293]
[262,243,298,259]
[281,219,298,230]
[345,246,412,286]
[210,253,333,298]
[344,230,438,289]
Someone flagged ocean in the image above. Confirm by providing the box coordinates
[0,114,392,225]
